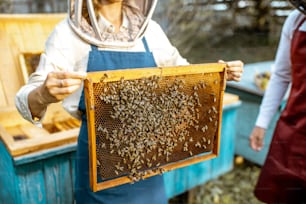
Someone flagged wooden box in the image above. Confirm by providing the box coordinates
[84,63,226,191]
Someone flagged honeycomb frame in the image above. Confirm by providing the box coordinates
[84,63,226,192]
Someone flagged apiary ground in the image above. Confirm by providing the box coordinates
[169,156,264,204]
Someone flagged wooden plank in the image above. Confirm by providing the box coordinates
[8,128,79,157]
[0,79,7,108]
[44,156,74,203]
[20,22,46,52]
[87,63,225,83]
[0,124,16,152]
[16,162,47,204]
[0,14,67,22]
[19,124,50,139]
[1,22,23,106]
[0,14,66,108]
[223,93,239,106]
[0,107,32,127]
[0,140,19,204]
[0,104,80,156]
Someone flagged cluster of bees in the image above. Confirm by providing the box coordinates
[95,75,219,182]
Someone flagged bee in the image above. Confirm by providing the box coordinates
[100,73,109,82]
[97,160,101,166]
[97,124,104,131]
[195,142,201,148]
[212,106,218,113]
[202,137,207,143]
[199,81,206,89]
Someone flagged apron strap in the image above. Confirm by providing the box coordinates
[142,37,150,52]
[90,45,98,51]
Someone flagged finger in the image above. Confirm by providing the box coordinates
[232,76,242,82]
[226,66,243,72]
[229,71,243,79]
[55,71,87,80]
[249,137,257,150]
[250,137,260,151]
[226,60,244,68]
[57,78,84,88]
[49,84,82,99]
[226,72,241,82]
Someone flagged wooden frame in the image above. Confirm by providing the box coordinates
[19,52,42,83]
[84,63,226,192]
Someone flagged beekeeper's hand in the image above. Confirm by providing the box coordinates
[28,71,87,119]
[219,60,244,82]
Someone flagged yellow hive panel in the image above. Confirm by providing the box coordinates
[84,63,226,191]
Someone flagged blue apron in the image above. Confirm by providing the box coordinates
[76,38,167,204]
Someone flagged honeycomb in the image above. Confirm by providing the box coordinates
[84,64,225,190]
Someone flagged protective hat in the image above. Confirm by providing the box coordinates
[288,0,306,15]
[68,0,158,48]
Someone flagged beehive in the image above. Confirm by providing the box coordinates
[0,14,80,157]
[84,63,226,191]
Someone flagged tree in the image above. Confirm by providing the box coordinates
[153,0,236,56]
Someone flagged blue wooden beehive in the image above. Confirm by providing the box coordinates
[226,61,288,165]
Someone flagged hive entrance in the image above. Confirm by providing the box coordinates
[84,63,226,191]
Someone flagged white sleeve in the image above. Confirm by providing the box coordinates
[255,12,298,129]
[15,18,89,124]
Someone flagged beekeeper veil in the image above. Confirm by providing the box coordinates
[68,0,158,48]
